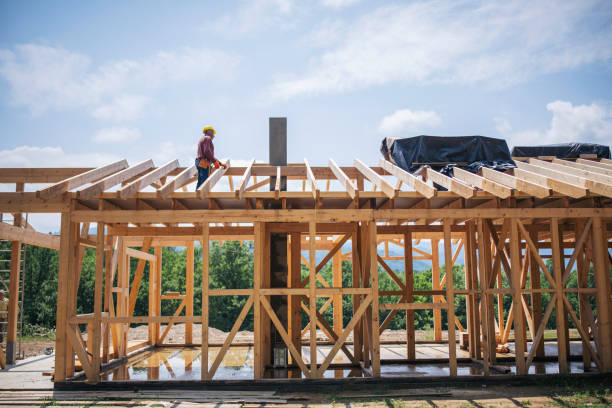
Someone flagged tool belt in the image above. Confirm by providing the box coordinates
[197,158,211,169]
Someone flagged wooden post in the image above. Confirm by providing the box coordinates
[576,220,591,369]
[352,222,363,362]
[477,218,490,374]
[404,232,415,360]
[288,232,302,378]
[103,246,111,363]
[592,217,612,372]
[92,222,105,382]
[333,249,343,336]
[529,228,545,358]
[511,219,527,375]
[6,182,23,364]
[117,240,127,357]
[308,221,318,377]
[368,221,381,376]
[466,221,481,359]
[551,218,569,374]
[201,224,210,380]
[253,222,264,379]
[443,219,457,376]
[431,238,442,341]
[186,241,194,345]
[55,212,74,381]
[154,247,162,346]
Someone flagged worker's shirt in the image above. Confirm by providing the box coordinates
[197,135,218,163]
[0,298,7,318]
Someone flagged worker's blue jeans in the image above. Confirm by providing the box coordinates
[195,159,210,190]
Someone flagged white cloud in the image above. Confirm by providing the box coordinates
[0,145,121,167]
[92,94,148,121]
[497,100,612,146]
[269,0,612,99]
[92,127,142,144]
[208,0,298,35]
[378,109,441,135]
[320,0,360,8]
[0,44,239,116]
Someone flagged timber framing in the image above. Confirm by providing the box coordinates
[0,155,610,381]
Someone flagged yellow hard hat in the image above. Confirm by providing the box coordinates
[203,126,216,135]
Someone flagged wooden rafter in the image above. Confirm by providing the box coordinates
[236,159,255,199]
[426,167,474,199]
[329,158,358,199]
[117,160,179,199]
[354,158,396,199]
[199,159,232,198]
[379,158,435,198]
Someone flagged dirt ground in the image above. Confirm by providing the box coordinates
[13,340,55,359]
[124,324,436,344]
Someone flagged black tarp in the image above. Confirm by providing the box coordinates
[511,143,611,159]
[380,135,516,177]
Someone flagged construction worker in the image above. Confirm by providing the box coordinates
[196,125,226,190]
[0,289,7,344]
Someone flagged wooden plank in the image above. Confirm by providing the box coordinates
[128,238,153,316]
[443,220,457,376]
[528,159,612,198]
[426,168,474,199]
[0,223,59,250]
[553,158,612,177]
[0,167,93,183]
[78,160,153,200]
[510,219,526,374]
[38,159,127,199]
[577,158,612,173]
[253,222,263,379]
[452,167,512,198]
[158,165,197,199]
[66,325,97,382]
[208,296,254,378]
[368,222,381,377]
[404,232,415,360]
[201,224,210,380]
[308,220,317,377]
[117,160,179,199]
[54,212,75,381]
[355,158,396,199]
[260,296,311,378]
[317,294,372,375]
[330,158,358,199]
[185,241,194,345]
[481,167,550,198]
[304,158,320,201]
[92,223,105,380]
[514,167,586,198]
[551,218,569,374]
[379,158,435,198]
[125,247,156,262]
[592,217,612,372]
[236,159,255,199]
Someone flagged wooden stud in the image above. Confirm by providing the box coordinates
[443,219,457,376]
[368,222,381,376]
[253,222,264,379]
[431,238,442,341]
[510,219,527,374]
[528,228,545,358]
[92,222,105,382]
[551,218,569,374]
[592,217,612,372]
[186,241,194,345]
[201,223,210,380]
[308,220,318,377]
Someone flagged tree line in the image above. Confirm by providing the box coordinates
[3,240,595,334]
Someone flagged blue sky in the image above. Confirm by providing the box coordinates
[1,0,612,229]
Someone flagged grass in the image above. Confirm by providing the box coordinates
[550,388,611,408]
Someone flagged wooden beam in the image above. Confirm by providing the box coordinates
[425,168,474,199]
[236,159,255,199]
[514,167,586,198]
[117,160,179,199]
[201,224,210,380]
[443,220,457,376]
[185,241,194,345]
[379,158,436,198]
[78,160,154,200]
[92,223,105,381]
[592,217,612,372]
[245,177,270,192]
[304,158,320,201]
[452,167,512,199]
[355,158,396,199]
[158,165,197,199]
[308,220,317,377]
[481,167,551,198]
[38,159,128,199]
[551,218,569,373]
[125,247,156,262]
[0,223,59,250]
[510,219,526,374]
[330,158,358,199]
